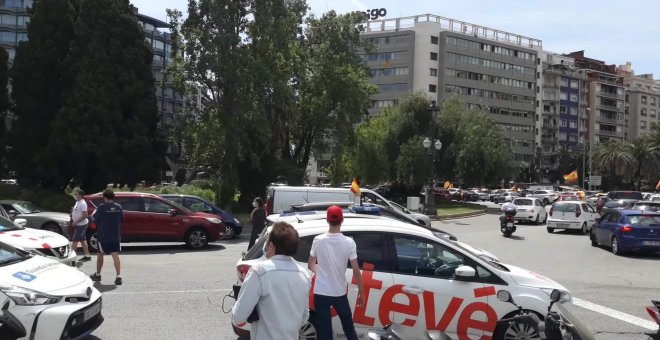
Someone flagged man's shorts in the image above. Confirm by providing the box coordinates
[72,224,88,242]
[99,242,121,254]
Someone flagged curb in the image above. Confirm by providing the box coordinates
[430,209,487,221]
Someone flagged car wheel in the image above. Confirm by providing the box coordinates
[185,228,209,250]
[534,215,540,225]
[494,312,541,340]
[299,313,317,340]
[547,227,554,233]
[543,213,548,224]
[42,222,63,235]
[581,222,588,235]
[87,231,99,252]
[223,224,235,239]
[611,236,624,255]
[590,230,598,247]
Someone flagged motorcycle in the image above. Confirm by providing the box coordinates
[500,208,517,237]
[645,300,660,340]
[496,289,596,340]
[0,298,26,340]
[366,323,451,340]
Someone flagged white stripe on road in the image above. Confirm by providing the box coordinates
[573,297,658,330]
[104,289,231,295]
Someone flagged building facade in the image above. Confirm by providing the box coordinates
[618,62,660,139]
[361,14,542,166]
[0,0,30,62]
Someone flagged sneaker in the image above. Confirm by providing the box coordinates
[115,276,123,285]
[90,273,101,282]
[80,256,92,262]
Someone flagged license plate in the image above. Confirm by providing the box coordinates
[643,241,660,246]
[557,223,569,228]
[83,301,101,321]
[507,222,514,227]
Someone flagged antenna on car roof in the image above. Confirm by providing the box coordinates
[294,213,303,224]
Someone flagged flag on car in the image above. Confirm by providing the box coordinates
[350,177,361,195]
[563,169,578,183]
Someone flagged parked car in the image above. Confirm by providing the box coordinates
[0,200,71,237]
[512,198,547,224]
[649,194,660,202]
[591,210,660,255]
[161,194,243,239]
[476,190,490,201]
[82,192,226,250]
[530,190,559,205]
[632,201,660,212]
[0,216,77,266]
[453,189,479,202]
[233,217,570,339]
[546,201,599,234]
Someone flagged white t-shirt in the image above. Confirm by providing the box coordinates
[310,232,357,297]
[71,199,88,226]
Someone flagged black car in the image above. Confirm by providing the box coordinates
[161,194,243,239]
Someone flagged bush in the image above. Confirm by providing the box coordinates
[189,179,213,190]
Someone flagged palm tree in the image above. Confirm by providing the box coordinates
[592,139,634,189]
[648,123,660,155]
[628,137,659,191]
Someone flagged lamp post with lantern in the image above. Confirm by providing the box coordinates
[423,137,442,216]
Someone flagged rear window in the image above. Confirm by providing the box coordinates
[610,191,643,200]
[553,203,577,212]
[626,215,660,226]
[514,199,533,206]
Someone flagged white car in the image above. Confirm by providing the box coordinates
[530,190,559,205]
[0,240,103,340]
[650,194,660,202]
[547,201,599,234]
[512,198,547,224]
[232,218,570,339]
[0,216,77,266]
[389,201,431,227]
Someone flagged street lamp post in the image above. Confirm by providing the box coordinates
[423,137,442,216]
[587,107,592,191]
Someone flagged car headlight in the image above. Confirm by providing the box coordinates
[59,220,70,227]
[233,218,241,225]
[205,217,222,224]
[540,288,572,303]
[2,286,61,305]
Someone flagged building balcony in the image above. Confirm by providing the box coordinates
[594,116,623,125]
[596,129,623,138]
[597,102,622,112]
[598,90,624,100]
[596,78,622,87]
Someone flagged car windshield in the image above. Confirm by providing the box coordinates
[13,202,41,214]
[0,240,28,266]
[561,196,578,201]
[632,203,660,212]
[626,215,660,226]
[514,199,533,206]
[390,201,408,213]
[0,216,21,231]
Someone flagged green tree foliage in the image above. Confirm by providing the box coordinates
[0,46,9,173]
[593,139,634,190]
[10,0,164,192]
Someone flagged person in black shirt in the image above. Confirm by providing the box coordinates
[90,190,124,285]
[247,197,266,250]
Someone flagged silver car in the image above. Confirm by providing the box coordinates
[0,200,71,237]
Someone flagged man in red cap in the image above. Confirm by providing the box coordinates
[308,206,364,340]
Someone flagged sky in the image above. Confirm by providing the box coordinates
[131,0,660,77]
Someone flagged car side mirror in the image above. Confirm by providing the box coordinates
[169,209,178,216]
[454,265,476,280]
[13,218,27,228]
[7,210,16,217]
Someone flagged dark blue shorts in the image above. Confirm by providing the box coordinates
[72,224,88,241]
[99,242,121,254]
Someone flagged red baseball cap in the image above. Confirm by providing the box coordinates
[326,206,343,224]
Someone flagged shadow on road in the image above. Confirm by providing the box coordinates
[593,247,660,261]
[507,235,526,241]
[221,235,247,245]
[550,230,589,237]
[118,243,227,255]
[93,282,118,293]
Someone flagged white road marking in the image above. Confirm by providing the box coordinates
[573,297,659,330]
[104,289,232,295]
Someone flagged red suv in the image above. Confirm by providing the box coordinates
[82,192,226,250]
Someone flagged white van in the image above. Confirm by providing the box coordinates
[265,186,354,215]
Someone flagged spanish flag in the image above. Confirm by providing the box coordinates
[656,179,660,191]
[350,177,361,195]
[563,169,578,183]
[444,181,453,189]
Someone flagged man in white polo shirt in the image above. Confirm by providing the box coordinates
[308,206,364,340]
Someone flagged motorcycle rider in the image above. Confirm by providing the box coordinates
[499,196,518,224]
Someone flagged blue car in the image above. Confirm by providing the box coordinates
[591,209,660,255]
[161,194,243,239]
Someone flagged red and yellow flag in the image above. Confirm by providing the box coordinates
[350,177,361,195]
[656,179,660,191]
[563,170,578,183]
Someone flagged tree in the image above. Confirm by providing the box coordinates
[10,0,78,189]
[628,137,659,191]
[0,47,9,174]
[592,139,634,190]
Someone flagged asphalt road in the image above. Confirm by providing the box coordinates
[80,214,659,340]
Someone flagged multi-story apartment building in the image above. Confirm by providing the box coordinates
[566,51,625,143]
[0,0,30,63]
[535,52,588,183]
[618,62,660,139]
[361,14,542,166]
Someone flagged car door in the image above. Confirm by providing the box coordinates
[112,197,145,242]
[340,231,394,337]
[534,199,545,220]
[389,233,489,339]
[597,211,618,244]
[141,198,185,241]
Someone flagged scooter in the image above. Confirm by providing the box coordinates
[500,208,517,237]
[366,323,452,340]
[0,299,26,340]
[496,289,596,340]
[645,300,660,340]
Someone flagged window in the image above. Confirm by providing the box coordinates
[560,78,568,87]
[641,108,647,116]
[0,14,15,25]
[184,198,213,213]
[570,93,578,102]
[430,68,438,77]
[569,121,577,128]
[392,235,464,279]
[0,31,14,43]
[16,32,27,42]
[144,23,155,31]
[560,92,568,100]
[143,198,172,214]
[164,196,183,205]
[429,84,437,93]
[641,120,647,129]
[153,40,165,50]
[560,119,567,127]
[114,197,142,212]
[17,16,28,26]
[430,36,439,44]
[651,98,657,106]
[642,96,647,104]
[570,107,577,116]
[559,106,567,114]
[430,52,438,61]
[344,232,390,271]
[377,83,408,93]
[570,80,579,89]
[292,236,315,263]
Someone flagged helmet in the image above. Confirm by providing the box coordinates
[505,196,512,202]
